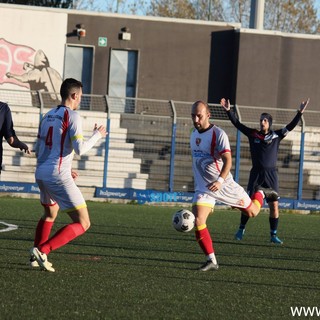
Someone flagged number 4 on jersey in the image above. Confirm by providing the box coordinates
[45,126,53,149]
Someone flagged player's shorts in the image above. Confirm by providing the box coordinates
[193,179,252,210]
[247,167,279,202]
[36,178,87,212]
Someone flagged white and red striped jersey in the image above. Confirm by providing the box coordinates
[35,105,102,181]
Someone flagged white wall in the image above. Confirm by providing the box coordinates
[0,5,67,92]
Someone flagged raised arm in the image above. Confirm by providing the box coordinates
[220,98,252,136]
[299,98,309,114]
[286,98,310,132]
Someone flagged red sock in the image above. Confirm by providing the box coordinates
[39,223,85,255]
[34,219,54,247]
[195,225,214,255]
[251,191,264,208]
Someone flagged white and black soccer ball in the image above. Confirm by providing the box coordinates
[172,209,195,233]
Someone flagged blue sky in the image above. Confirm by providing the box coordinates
[79,0,320,20]
[316,0,320,18]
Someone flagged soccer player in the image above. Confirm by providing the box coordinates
[30,78,107,272]
[0,102,30,176]
[190,100,278,271]
[220,97,309,244]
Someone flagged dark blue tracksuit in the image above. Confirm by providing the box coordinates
[226,110,302,200]
[0,102,15,173]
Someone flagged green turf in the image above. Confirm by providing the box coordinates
[0,197,319,319]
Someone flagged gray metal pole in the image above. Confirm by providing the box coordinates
[249,0,265,30]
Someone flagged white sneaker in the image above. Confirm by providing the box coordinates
[30,247,55,272]
[29,256,40,268]
[29,255,53,268]
[199,259,219,271]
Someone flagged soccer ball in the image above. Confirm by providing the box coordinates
[172,209,195,233]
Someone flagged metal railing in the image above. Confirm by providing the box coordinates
[1,88,320,203]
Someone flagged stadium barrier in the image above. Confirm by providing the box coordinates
[1,88,320,210]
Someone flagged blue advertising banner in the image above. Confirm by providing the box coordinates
[95,187,131,199]
[275,198,295,210]
[95,188,194,204]
[2,182,320,211]
[0,182,39,194]
[294,200,320,211]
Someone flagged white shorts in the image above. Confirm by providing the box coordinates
[193,179,252,209]
[36,178,87,212]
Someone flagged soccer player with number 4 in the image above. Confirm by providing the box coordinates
[30,78,107,272]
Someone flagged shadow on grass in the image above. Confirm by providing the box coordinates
[2,244,319,277]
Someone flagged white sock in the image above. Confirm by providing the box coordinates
[207,253,217,264]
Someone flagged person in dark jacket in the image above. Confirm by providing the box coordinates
[0,102,30,175]
[220,98,309,244]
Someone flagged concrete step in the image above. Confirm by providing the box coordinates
[303,161,320,170]
[74,155,142,165]
[2,143,134,158]
[2,160,144,175]
[3,144,136,158]
[2,165,148,180]
[0,171,147,189]
[3,153,146,170]
[72,160,142,172]
[11,107,123,130]
[1,171,35,182]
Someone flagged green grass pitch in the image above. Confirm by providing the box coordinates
[0,197,319,319]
